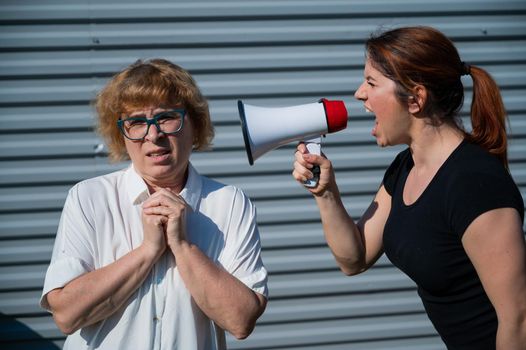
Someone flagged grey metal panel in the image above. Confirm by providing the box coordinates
[0,212,60,238]
[1,39,525,81]
[0,264,47,290]
[227,314,438,349]
[3,15,526,49]
[0,290,44,315]
[1,0,525,349]
[1,49,526,95]
[0,45,363,77]
[260,289,425,323]
[2,0,525,21]
[0,238,53,264]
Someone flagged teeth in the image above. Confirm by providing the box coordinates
[365,107,373,113]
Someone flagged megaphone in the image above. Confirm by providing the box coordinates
[237,98,348,187]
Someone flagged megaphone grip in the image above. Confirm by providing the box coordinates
[303,141,321,188]
[305,165,321,188]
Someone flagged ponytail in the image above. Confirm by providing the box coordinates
[465,65,509,169]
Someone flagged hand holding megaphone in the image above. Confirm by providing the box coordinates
[237,98,348,187]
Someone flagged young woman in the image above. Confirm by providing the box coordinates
[292,26,525,349]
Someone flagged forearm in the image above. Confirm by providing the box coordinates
[314,187,366,275]
[47,244,161,334]
[170,240,266,339]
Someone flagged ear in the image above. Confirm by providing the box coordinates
[408,85,427,114]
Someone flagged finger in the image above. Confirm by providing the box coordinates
[143,202,187,221]
[296,142,308,154]
[295,152,315,172]
[154,189,187,204]
[144,191,186,209]
[143,206,173,217]
[158,190,191,212]
[144,203,186,217]
[302,152,328,167]
[142,196,163,209]
[143,190,172,207]
[142,213,168,226]
[292,157,318,181]
[292,168,310,183]
[293,158,310,175]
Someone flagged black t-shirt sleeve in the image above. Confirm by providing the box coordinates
[446,168,524,238]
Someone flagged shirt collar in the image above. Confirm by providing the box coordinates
[125,163,202,212]
[179,163,202,212]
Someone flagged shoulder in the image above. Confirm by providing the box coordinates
[202,175,251,202]
[445,142,524,234]
[451,141,502,170]
[67,168,127,203]
[446,142,517,191]
[198,174,255,213]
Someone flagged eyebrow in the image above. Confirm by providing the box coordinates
[365,75,377,81]
[126,113,147,119]
[128,109,163,118]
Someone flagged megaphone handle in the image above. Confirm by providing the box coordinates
[303,139,321,188]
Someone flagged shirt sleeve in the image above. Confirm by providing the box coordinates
[40,183,96,310]
[446,168,524,238]
[218,187,268,298]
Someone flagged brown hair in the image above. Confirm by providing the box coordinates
[96,58,214,161]
[365,26,508,167]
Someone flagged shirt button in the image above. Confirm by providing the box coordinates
[154,316,160,322]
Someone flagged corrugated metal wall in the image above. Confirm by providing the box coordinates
[1,1,525,349]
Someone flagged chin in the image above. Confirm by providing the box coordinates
[375,138,387,148]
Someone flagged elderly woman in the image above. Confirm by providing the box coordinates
[40,59,268,350]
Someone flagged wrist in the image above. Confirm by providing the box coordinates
[315,185,344,208]
[138,242,164,262]
[167,236,189,254]
[314,182,340,200]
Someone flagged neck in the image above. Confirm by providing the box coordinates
[408,120,464,170]
[143,166,189,194]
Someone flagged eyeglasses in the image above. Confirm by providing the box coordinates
[117,109,186,141]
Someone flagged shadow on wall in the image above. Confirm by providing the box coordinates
[0,313,61,350]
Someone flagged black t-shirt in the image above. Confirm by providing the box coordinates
[382,140,524,349]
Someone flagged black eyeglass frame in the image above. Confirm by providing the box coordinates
[117,109,186,141]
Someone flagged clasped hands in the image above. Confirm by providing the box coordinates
[141,188,189,255]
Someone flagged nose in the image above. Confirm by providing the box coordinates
[144,122,164,143]
[354,81,367,101]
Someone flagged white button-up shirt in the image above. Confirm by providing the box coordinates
[41,163,268,350]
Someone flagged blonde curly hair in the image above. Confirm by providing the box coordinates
[96,58,214,162]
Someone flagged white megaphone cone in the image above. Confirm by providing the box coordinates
[237,98,348,187]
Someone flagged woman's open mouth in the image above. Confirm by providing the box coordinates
[147,150,171,162]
